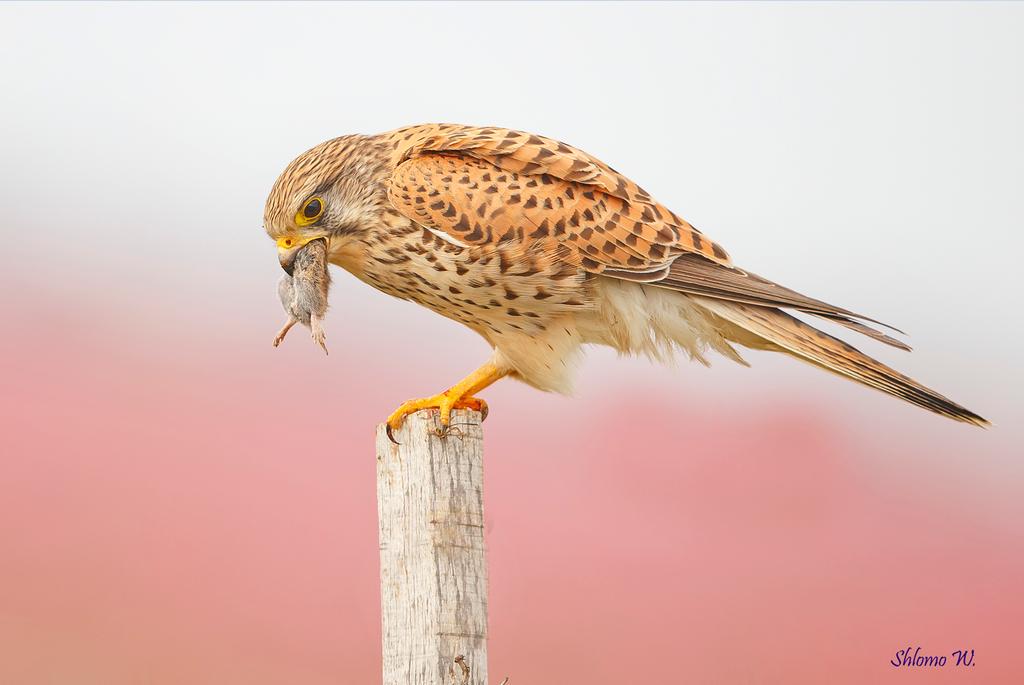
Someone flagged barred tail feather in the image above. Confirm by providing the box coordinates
[693,297,988,427]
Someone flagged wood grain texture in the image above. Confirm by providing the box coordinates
[376,409,488,685]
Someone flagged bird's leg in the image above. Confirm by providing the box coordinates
[273,317,297,347]
[310,313,328,355]
[386,361,508,437]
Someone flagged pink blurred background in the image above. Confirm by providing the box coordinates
[1,3,1022,683]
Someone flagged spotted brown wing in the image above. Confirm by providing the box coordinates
[386,125,732,276]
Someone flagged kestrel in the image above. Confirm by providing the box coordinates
[264,124,986,435]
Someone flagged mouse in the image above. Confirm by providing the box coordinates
[273,238,331,354]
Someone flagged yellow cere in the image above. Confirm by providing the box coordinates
[276,234,323,252]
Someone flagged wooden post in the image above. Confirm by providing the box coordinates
[376,409,489,685]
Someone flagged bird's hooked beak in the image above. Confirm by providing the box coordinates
[277,234,327,275]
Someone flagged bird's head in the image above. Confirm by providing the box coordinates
[264,135,390,274]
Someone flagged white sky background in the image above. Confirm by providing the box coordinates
[1,1,1021,428]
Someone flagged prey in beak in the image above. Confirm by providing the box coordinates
[273,237,332,354]
[277,233,328,276]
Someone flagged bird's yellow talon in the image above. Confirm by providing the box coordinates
[385,392,488,433]
[459,397,488,421]
[384,362,505,437]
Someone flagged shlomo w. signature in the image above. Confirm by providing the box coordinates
[891,646,975,668]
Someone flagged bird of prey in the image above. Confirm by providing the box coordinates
[264,124,986,434]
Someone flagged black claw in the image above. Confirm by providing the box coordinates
[386,424,400,445]
[479,404,489,422]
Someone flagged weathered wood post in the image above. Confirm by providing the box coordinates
[375,408,488,685]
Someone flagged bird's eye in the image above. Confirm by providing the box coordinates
[303,198,322,219]
[296,196,324,225]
